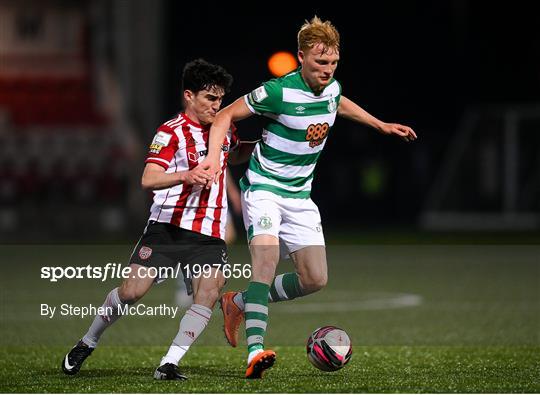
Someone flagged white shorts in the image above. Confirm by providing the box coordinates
[241,189,325,258]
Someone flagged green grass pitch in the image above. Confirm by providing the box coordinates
[1,242,539,392]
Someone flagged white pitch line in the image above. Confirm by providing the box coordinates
[272,292,423,314]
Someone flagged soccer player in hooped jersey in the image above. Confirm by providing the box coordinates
[61,59,251,380]
[200,17,417,378]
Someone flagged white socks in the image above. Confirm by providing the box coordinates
[160,304,212,366]
[82,291,213,367]
[82,287,125,348]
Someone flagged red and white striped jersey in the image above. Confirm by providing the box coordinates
[145,113,238,240]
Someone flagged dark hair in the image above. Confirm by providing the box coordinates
[182,58,233,94]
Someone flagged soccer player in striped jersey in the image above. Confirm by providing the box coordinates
[61,59,253,380]
[201,17,417,378]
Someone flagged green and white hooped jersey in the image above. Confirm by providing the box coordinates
[240,69,341,199]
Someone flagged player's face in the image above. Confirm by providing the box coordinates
[184,85,225,125]
[298,43,340,93]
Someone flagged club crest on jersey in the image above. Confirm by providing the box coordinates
[221,249,228,264]
[305,122,330,148]
[258,215,272,230]
[139,246,152,260]
[327,96,337,113]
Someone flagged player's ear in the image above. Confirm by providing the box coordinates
[297,50,304,65]
[184,90,194,104]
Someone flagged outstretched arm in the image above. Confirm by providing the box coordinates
[337,96,417,142]
[200,98,254,185]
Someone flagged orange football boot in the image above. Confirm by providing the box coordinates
[245,350,276,379]
[220,291,243,347]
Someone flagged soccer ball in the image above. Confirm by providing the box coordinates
[306,326,352,371]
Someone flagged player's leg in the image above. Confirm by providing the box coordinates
[221,192,277,349]
[62,221,171,375]
[222,196,325,350]
[229,246,326,312]
[229,260,310,310]
[267,196,326,299]
[243,234,279,378]
[83,264,156,343]
[237,190,280,377]
[289,245,327,294]
[155,230,228,380]
[62,265,155,375]
[176,213,235,309]
[222,260,321,346]
[156,270,225,381]
[175,271,193,309]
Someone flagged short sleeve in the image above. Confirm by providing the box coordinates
[243,79,282,115]
[145,128,179,169]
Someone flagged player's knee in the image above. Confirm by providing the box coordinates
[118,286,143,304]
[253,251,280,273]
[251,244,280,266]
[302,272,327,293]
[315,273,328,290]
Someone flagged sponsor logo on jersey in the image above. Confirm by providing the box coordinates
[149,143,164,154]
[149,132,172,154]
[305,122,330,148]
[188,152,199,163]
[250,86,268,103]
[187,150,209,163]
[295,105,306,114]
[258,215,272,230]
[153,131,172,146]
[139,246,152,260]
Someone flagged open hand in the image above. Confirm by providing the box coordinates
[380,123,417,142]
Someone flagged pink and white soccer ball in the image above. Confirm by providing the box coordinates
[306,326,352,371]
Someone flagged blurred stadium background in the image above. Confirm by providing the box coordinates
[1,0,539,242]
